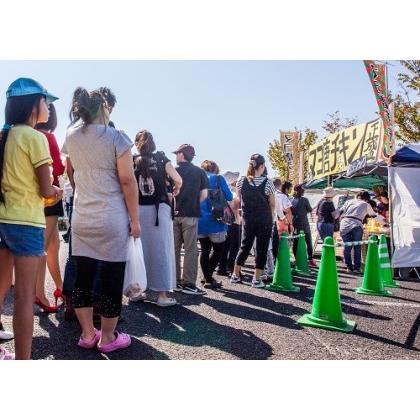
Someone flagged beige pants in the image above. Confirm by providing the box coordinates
[173,217,199,285]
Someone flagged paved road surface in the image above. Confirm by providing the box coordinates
[1,240,419,359]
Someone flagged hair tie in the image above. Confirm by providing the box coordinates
[2,124,12,131]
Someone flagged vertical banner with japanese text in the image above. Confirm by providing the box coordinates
[307,119,383,180]
[364,60,394,159]
[280,131,302,184]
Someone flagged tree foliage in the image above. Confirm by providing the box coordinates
[394,60,420,144]
[267,139,288,182]
[267,128,318,183]
[322,110,358,134]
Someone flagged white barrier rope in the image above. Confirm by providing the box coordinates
[286,233,306,240]
[323,239,377,248]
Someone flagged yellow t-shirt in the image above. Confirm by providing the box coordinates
[0,125,53,228]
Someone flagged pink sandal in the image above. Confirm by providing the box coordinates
[0,347,15,360]
[77,328,101,349]
[97,331,131,353]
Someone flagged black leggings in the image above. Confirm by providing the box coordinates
[199,238,225,282]
[236,218,272,270]
[72,256,126,318]
[219,223,241,273]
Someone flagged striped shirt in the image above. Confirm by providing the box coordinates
[236,176,276,196]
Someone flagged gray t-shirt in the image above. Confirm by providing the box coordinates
[63,124,133,261]
[339,198,376,236]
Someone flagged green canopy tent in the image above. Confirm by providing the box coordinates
[304,173,387,190]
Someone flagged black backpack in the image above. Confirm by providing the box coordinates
[135,152,170,226]
[208,176,234,224]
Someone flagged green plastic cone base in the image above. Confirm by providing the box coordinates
[355,286,392,297]
[266,283,300,293]
[383,281,401,288]
[298,313,356,333]
[297,236,356,334]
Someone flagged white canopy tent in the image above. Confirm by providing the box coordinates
[389,143,420,270]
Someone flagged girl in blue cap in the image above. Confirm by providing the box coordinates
[0,78,62,360]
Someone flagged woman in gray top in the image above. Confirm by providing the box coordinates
[339,191,376,273]
[63,87,140,353]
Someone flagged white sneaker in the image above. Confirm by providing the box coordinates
[156,297,177,307]
[230,274,241,284]
[0,326,14,340]
[251,279,266,288]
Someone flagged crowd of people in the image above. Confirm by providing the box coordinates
[0,78,390,360]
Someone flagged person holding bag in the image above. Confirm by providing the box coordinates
[63,87,139,353]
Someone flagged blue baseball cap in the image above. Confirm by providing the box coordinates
[6,77,58,104]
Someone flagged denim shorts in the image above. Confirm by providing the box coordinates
[0,223,45,257]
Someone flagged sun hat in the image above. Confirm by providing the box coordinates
[322,187,336,198]
[222,171,240,185]
[6,77,58,104]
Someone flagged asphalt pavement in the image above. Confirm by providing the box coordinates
[1,240,419,360]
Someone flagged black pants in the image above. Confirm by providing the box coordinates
[72,256,125,318]
[292,225,314,259]
[199,238,225,282]
[236,218,272,270]
[218,223,241,273]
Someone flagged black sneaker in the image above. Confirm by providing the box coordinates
[204,279,222,289]
[174,283,184,292]
[181,283,207,295]
[354,268,362,275]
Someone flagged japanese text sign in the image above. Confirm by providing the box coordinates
[307,119,383,180]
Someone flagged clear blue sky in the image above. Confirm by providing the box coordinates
[0,60,405,175]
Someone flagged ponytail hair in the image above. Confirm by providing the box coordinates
[135,130,156,178]
[246,153,265,181]
[1,94,44,204]
[69,86,113,127]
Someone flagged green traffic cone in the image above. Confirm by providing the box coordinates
[298,236,356,333]
[378,234,400,288]
[292,230,311,275]
[356,235,392,297]
[266,233,300,293]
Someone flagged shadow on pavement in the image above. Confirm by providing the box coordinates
[32,309,170,360]
[404,313,420,350]
[217,288,306,318]
[355,328,419,353]
[31,300,274,360]
[125,302,274,360]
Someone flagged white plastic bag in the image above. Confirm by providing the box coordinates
[123,237,147,297]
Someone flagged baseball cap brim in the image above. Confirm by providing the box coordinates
[45,92,59,104]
